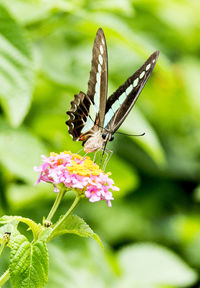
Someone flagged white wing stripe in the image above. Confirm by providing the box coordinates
[99,54,103,65]
[139,71,145,79]
[81,117,94,133]
[100,45,103,54]
[112,100,120,112]
[133,78,139,87]
[96,71,100,83]
[103,74,141,128]
[146,63,151,71]
[119,92,126,104]
[104,108,115,127]
[98,63,101,73]
[81,104,97,133]
[126,84,132,95]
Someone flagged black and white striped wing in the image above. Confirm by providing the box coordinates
[66,28,108,139]
[81,27,108,133]
[104,50,159,132]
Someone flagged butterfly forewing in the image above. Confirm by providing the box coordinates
[104,50,159,133]
[66,28,108,140]
[87,28,108,128]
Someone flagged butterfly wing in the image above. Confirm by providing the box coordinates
[66,91,90,140]
[87,27,108,129]
[104,50,159,133]
[66,28,108,140]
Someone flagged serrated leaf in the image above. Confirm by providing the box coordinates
[10,235,48,288]
[0,221,19,246]
[38,228,53,242]
[48,214,103,248]
[0,4,33,126]
[0,215,42,241]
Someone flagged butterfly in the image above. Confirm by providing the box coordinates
[66,28,159,154]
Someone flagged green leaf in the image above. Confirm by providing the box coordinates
[0,221,19,247]
[6,183,50,210]
[120,108,166,166]
[0,215,43,241]
[0,0,83,25]
[0,122,47,183]
[106,154,139,198]
[0,219,18,235]
[38,228,53,242]
[10,235,48,288]
[48,214,103,248]
[88,0,133,15]
[48,240,114,288]
[0,4,33,126]
[116,243,198,287]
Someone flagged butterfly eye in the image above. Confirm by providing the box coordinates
[102,133,107,140]
[109,135,114,141]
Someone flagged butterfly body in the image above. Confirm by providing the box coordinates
[83,130,105,153]
[66,28,159,153]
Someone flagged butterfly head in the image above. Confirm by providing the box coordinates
[102,132,114,142]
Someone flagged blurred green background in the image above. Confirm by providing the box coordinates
[0,0,200,287]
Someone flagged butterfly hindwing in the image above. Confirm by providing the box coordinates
[104,50,159,132]
[66,91,91,140]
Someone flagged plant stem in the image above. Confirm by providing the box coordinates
[46,186,67,222]
[53,195,81,231]
[0,269,10,287]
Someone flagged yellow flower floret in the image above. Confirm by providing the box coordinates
[50,151,111,177]
[67,158,103,176]
[50,152,58,157]
[63,151,73,155]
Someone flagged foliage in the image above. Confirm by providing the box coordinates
[0,0,200,287]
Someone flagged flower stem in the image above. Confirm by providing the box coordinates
[46,186,67,222]
[53,194,81,231]
[0,269,10,287]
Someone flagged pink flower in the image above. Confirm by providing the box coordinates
[34,151,119,207]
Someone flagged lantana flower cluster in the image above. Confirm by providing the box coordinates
[34,151,119,207]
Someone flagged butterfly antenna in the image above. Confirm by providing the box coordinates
[88,115,145,138]
[87,110,145,137]
[100,138,109,167]
[76,148,84,154]
[116,132,145,137]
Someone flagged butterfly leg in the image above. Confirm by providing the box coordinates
[76,148,84,155]
[83,151,89,158]
[93,151,98,163]
[103,149,113,170]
